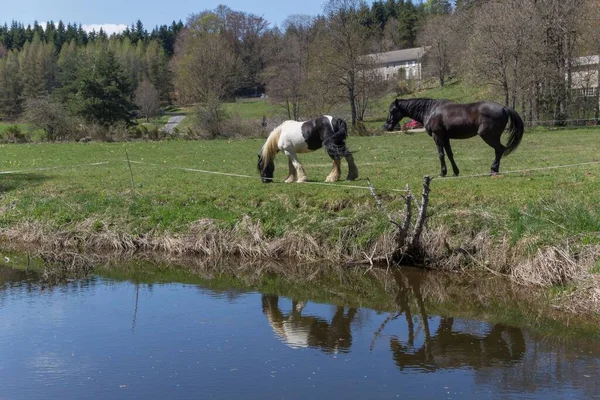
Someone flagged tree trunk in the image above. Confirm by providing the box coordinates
[596,62,600,124]
[348,84,357,127]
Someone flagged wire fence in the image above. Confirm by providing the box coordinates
[0,156,597,192]
[524,118,600,128]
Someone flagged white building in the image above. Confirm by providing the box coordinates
[367,47,427,81]
[571,55,599,98]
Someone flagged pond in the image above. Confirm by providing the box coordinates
[1,261,599,399]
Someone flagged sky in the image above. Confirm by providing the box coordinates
[1,0,332,34]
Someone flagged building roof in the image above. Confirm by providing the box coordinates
[573,55,599,66]
[368,47,427,65]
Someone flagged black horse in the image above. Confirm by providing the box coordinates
[383,98,524,176]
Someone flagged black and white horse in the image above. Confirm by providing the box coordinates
[258,115,359,183]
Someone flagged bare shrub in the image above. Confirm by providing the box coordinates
[24,98,74,141]
[134,79,161,122]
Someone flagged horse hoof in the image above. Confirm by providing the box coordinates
[284,178,295,183]
[297,177,307,183]
[453,173,459,177]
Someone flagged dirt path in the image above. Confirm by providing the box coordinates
[163,115,186,133]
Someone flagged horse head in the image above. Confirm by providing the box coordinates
[383,99,405,131]
[257,154,275,183]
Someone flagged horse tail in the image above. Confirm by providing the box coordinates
[259,124,283,170]
[503,107,524,157]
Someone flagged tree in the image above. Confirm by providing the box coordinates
[425,0,452,15]
[0,50,24,119]
[323,0,375,126]
[467,0,543,108]
[19,34,55,100]
[24,98,71,141]
[418,15,455,87]
[355,64,387,121]
[397,1,423,49]
[54,40,87,106]
[264,15,314,120]
[143,40,171,102]
[134,79,160,122]
[173,12,239,136]
[75,49,136,126]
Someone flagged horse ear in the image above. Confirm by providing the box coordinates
[394,99,400,107]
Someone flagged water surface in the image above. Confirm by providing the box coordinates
[1,264,599,399]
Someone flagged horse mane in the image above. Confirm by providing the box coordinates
[259,124,283,170]
[397,98,451,123]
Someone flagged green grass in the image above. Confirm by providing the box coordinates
[224,99,280,119]
[592,260,600,274]
[0,126,598,253]
[0,122,30,135]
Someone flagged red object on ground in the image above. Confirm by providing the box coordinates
[403,119,423,130]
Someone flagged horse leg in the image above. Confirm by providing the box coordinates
[480,131,506,175]
[345,153,359,181]
[433,134,448,177]
[292,300,306,313]
[325,159,341,182]
[285,150,307,182]
[284,157,297,183]
[443,138,460,177]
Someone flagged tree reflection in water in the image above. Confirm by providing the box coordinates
[389,268,526,371]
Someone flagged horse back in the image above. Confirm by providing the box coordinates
[428,101,507,138]
[299,117,331,152]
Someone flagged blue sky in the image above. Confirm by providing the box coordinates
[2,0,331,34]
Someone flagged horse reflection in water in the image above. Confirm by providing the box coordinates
[387,270,526,371]
[261,295,357,353]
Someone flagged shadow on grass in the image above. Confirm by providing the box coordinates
[0,173,50,193]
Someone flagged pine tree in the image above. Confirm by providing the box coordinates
[75,49,136,126]
[0,51,24,118]
[19,34,55,100]
[425,0,452,15]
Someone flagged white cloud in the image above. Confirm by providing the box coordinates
[37,21,128,36]
[82,24,128,35]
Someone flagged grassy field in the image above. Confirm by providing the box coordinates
[0,126,598,247]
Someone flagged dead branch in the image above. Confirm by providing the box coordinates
[411,176,432,250]
[368,176,433,267]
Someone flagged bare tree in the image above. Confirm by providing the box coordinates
[134,79,160,122]
[382,18,401,52]
[355,58,388,121]
[173,11,240,137]
[418,15,455,87]
[534,0,587,122]
[466,0,543,109]
[264,15,314,120]
[323,0,375,126]
[24,98,71,141]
